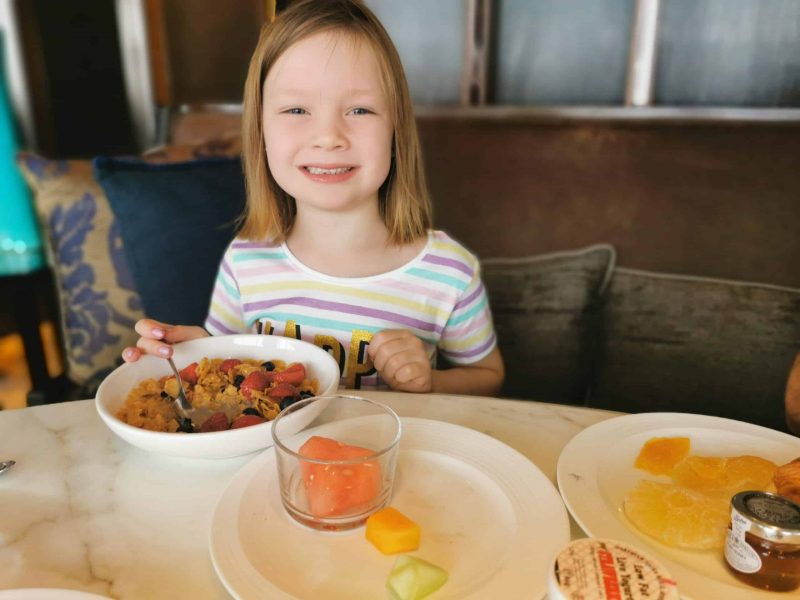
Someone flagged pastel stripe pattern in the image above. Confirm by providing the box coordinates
[205,230,497,389]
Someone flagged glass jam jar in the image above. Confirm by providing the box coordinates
[724,491,800,592]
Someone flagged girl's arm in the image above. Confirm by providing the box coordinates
[368,329,505,396]
[431,346,504,397]
[786,353,800,435]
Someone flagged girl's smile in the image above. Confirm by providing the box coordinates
[300,164,359,183]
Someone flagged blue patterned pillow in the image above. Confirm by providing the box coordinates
[17,153,143,391]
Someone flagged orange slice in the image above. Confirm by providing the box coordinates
[671,455,777,494]
[623,480,730,549]
[634,437,691,475]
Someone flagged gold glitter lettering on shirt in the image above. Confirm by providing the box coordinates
[256,320,274,335]
[283,320,301,340]
[346,329,375,389]
[314,334,345,376]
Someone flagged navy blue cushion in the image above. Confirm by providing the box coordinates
[94,157,245,327]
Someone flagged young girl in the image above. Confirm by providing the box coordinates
[123,0,504,396]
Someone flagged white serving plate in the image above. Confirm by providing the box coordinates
[210,417,570,599]
[557,412,800,600]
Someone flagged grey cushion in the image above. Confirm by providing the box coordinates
[482,245,615,404]
[589,268,800,432]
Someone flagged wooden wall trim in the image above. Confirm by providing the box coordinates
[165,102,800,127]
[144,0,171,108]
[415,105,800,126]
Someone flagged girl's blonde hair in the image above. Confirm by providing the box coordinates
[239,0,432,244]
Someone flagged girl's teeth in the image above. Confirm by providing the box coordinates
[306,167,352,175]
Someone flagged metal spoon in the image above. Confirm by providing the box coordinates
[0,460,15,475]
[165,357,214,432]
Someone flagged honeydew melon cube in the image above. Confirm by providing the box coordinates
[387,555,448,600]
[366,507,421,554]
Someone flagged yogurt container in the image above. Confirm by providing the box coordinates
[548,538,679,600]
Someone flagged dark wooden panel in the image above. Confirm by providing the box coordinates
[417,116,800,287]
[161,0,265,104]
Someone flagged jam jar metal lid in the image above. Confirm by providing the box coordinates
[731,491,800,544]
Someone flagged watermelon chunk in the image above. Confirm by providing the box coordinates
[298,435,382,518]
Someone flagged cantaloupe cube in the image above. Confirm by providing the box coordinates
[365,507,421,554]
[386,555,448,600]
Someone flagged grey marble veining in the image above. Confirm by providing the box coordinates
[0,392,619,598]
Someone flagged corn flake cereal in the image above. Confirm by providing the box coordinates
[116,358,318,433]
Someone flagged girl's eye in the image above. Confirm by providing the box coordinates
[285,108,307,115]
[350,107,373,116]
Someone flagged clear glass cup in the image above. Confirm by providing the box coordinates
[271,394,402,531]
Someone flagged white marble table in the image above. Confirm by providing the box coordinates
[0,391,621,599]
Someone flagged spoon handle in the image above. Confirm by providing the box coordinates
[166,357,192,412]
[0,460,15,475]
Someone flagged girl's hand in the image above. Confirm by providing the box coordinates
[121,318,210,363]
[368,329,432,393]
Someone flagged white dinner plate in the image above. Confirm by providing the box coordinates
[210,417,570,599]
[557,412,800,600]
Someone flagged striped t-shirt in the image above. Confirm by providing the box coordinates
[205,230,497,390]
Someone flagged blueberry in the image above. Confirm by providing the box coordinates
[233,374,245,388]
[243,407,261,416]
[176,417,194,433]
[279,397,299,411]
[261,361,276,371]
[299,391,314,400]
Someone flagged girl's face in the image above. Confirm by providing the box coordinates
[262,31,393,216]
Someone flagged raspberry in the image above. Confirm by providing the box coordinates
[220,358,242,375]
[240,371,271,398]
[230,414,267,429]
[179,362,199,385]
[274,363,306,385]
[199,411,229,433]
[268,382,298,400]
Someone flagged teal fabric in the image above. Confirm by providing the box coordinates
[589,268,800,432]
[0,32,43,275]
[482,245,615,404]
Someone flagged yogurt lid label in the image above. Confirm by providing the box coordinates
[551,539,679,600]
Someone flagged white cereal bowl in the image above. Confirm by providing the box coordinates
[95,335,340,459]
